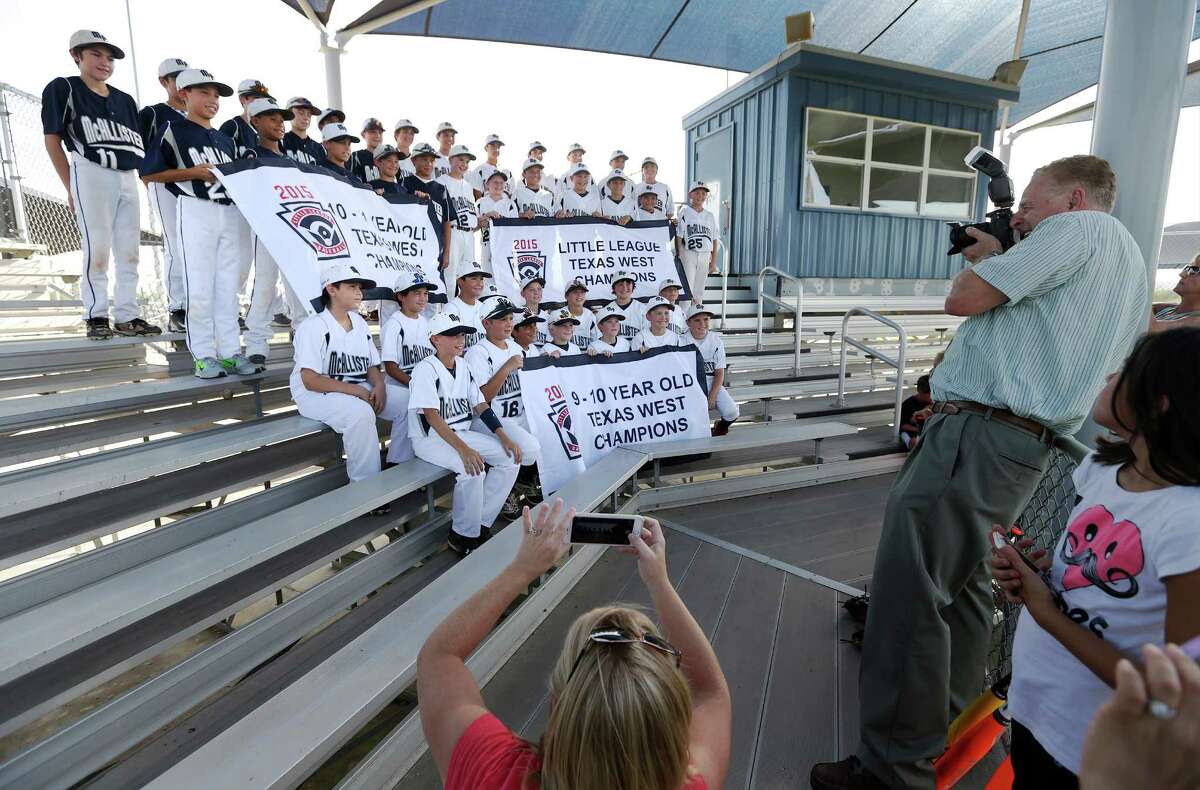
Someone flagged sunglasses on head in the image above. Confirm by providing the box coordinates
[566,627,682,684]
[1182,265,1200,276]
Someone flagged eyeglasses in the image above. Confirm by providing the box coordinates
[565,627,682,685]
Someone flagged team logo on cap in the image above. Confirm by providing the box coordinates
[508,240,547,283]
[276,201,349,260]
[546,396,582,461]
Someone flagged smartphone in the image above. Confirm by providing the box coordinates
[991,531,1045,576]
[570,513,644,545]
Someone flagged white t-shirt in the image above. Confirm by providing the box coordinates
[433,153,452,180]
[380,311,434,377]
[513,184,555,218]
[1008,455,1200,774]
[689,331,727,383]
[677,205,719,253]
[632,207,666,222]
[465,338,525,421]
[558,189,601,218]
[476,194,518,249]
[632,328,682,350]
[636,181,673,215]
[604,299,645,339]
[437,175,478,231]
[445,296,485,348]
[466,162,512,197]
[588,336,630,355]
[407,354,484,438]
[289,309,380,399]
[600,194,636,221]
[541,341,581,357]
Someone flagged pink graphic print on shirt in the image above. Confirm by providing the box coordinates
[1059,505,1144,599]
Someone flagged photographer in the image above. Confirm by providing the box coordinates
[812,155,1149,790]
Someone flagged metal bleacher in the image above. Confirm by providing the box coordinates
[0,274,955,788]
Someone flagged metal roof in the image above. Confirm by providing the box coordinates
[283,0,1200,123]
[280,0,337,26]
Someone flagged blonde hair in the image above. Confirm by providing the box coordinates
[530,606,693,790]
[1033,155,1117,212]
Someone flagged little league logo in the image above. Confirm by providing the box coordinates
[277,201,350,261]
[508,247,547,282]
[547,397,582,460]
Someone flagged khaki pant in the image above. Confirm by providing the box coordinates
[858,411,1050,789]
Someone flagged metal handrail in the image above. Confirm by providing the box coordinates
[835,307,908,438]
[754,266,804,376]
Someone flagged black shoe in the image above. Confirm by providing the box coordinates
[248,353,267,366]
[447,528,475,557]
[500,490,523,520]
[85,317,113,340]
[711,418,733,437]
[168,309,186,332]
[238,315,247,331]
[271,313,292,328]
[113,317,163,336]
[810,756,890,790]
[476,525,493,545]
[368,502,391,517]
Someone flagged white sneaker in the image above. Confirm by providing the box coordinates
[222,353,264,375]
[194,357,226,379]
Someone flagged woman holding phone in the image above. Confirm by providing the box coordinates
[417,499,731,789]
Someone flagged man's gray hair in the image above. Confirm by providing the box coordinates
[1033,155,1117,212]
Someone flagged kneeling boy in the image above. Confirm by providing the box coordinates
[685,304,739,435]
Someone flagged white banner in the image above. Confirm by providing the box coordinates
[518,347,711,494]
[488,217,690,305]
[214,158,442,312]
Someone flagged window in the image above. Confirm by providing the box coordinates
[803,108,979,219]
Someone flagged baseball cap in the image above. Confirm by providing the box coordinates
[69,30,125,59]
[321,262,376,288]
[361,117,385,132]
[611,269,636,287]
[483,133,504,147]
[686,304,716,321]
[237,79,272,98]
[641,156,658,168]
[658,277,683,293]
[528,140,547,153]
[248,97,293,120]
[317,108,346,127]
[286,96,321,113]
[410,142,438,159]
[484,299,523,320]
[609,149,629,161]
[595,304,626,323]
[373,143,402,161]
[448,144,476,161]
[520,274,546,290]
[637,184,659,198]
[549,309,581,326]
[643,296,675,316]
[688,180,711,193]
[603,168,632,185]
[427,312,477,338]
[393,118,419,133]
[521,158,545,173]
[394,269,439,294]
[565,162,590,179]
[435,121,457,135]
[157,58,189,78]
[565,278,589,294]
[176,69,233,96]
[567,142,586,155]
[320,123,359,143]
[485,168,509,183]
[456,260,493,280]
[514,309,546,329]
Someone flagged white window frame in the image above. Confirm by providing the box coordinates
[802,107,979,221]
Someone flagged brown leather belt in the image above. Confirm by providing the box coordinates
[931,400,1053,445]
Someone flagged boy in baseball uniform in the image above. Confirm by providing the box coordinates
[140,57,190,333]
[599,149,630,198]
[446,260,490,346]
[368,144,408,195]
[632,184,666,221]
[657,277,688,333]
[219,79,272,157]
[603,269,644,339]
[438,144,480,272]
[637,156,674,218]
[599,169,636,224]
[476,170,517,270]
[518,275,550,345]
[512,309,546,355]
[514,159,555,218]
[392,119,418,176]
[379,270,438,463]
[467,133,507,198]
[561,278,596,350]
[409,312,522,556]
[587,304,630,356]
[290,263,389,493]
[553,142,589,197]
[676,180,720,304]
[433,121,456,179]
[282,97,325,165]
[685,304,738,435]
[632,296,682,352]
[140,69,256,378]
[402,142,453,289]
[320,123,363,183]
[542,310,582,358]
[42,30,161,339]
[350,117,386,183]
[555,163,600,218]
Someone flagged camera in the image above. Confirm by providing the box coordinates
[946,146,1019,256]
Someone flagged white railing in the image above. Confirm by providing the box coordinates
[754,266,803,375]
[834,307,908,438]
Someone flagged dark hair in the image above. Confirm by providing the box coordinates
[917,374,931,394]
[1093,327,1200,486]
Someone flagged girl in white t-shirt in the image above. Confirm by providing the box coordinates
[993,328,1200,786]
[632,297,682,352]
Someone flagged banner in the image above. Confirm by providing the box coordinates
[214,157,442,312]
[519,346,711,494]
[488,217,690,305]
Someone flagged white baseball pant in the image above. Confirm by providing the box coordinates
[245,235,309,359]
[470,416,540,466]
[679,249,711,304]
[148,181,185,313]
[68,154,141,322]
[448,228,477,280]
[711,385,740,421]
[413,428,519,538]
[176,196,246,361]
[381,382,413,463]
[295,386,381,482]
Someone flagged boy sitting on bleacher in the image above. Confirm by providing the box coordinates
[898,374,933,450]
[380,270,438,463]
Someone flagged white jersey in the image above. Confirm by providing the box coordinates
[433,153,452,180]
[513,184,555,218]
[398,155,416,176]
[632,207,666,222]
[446,296,486,348]
[665,305,687,334]
[289,310,380,398]
[600,194,636,222]
[465,338,526,421]
[588,336,630,355]
[380,311,434,375]
[408,355,484,437]
[467,162,512,197]
[632,328,682,351]
[636,181,674,216]
[549,307,596,351]
[477,194,518,249]
[677,205,718,253]
[558,188,601,218]
[689,331,728,382]
[438,175,479,231]
[542,341,581,357]
[603,299,645,339]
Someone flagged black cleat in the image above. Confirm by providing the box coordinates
[270,313,292,328]
[248,353,267,366]
[501,490,523,520]
[447,528,475,557]
[85,317,113,340]
[113,317,162,336]
[168,309,186,332]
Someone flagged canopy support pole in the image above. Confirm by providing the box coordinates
[322,35,344,111]
[994,0,1030,158]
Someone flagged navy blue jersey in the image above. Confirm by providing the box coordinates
[283,130,326,167]
[322,161,363,186]
[249,144,288,160]
[141,117,236,204]
[350,149,381,184]
[138,102,184,153]
[403,174,451,258]
[218,115,258,158]
[41,76,144,170]
[370,179,407,195]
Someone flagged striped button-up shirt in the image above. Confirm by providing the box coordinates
[931,210,1147,435]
